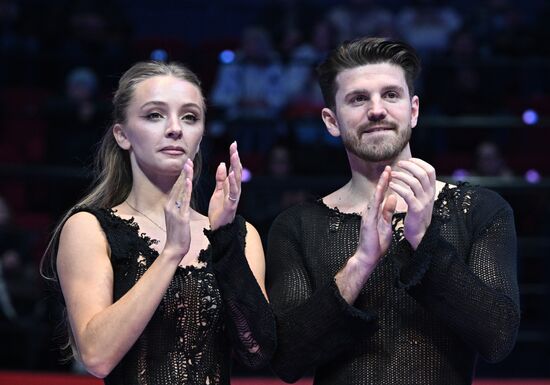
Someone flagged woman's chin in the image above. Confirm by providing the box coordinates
[163,165,185,177]
[162,158,188,172]
[137,159,188,179]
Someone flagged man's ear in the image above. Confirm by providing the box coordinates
[410,95,419,128]
[113,123,131,150]
[322,107,341,137]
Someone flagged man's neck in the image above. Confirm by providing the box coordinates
[323,147,412,214]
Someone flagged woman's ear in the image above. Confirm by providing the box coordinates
[410,95,419,128]
[322,107,341,137]
[195,135,203,157]
[113,124,131,150]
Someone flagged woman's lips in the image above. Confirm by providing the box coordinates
[160,146,185,155]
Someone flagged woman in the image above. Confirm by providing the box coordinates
[41,61,275,384]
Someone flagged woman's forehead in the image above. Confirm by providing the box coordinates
[127,75,204,113]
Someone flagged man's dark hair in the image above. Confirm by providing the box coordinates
[317,37,421,109]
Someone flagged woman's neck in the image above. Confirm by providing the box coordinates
[126,162,178,213]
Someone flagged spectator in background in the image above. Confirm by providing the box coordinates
[277,27,306,65]
[46,67,109,166]
[0,195,22,322]
[482,0,533,58]
[473,141,513,178]
[267,145,310,209]
[54,3,129,80]
[0,195,48,369]
[210,26,287,155]
[444,30,489,114]
[0,0,41,86]
[285,20,333,103]
[396,0,462,59]
[0,195,37,321]
[421,29,486,158]
[424,29,489,116]
[284,20,335,146]
[326,0,398,43]
[241,143,310,238]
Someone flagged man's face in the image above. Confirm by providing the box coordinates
[324,62,419,162]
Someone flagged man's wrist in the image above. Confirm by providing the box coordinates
[335,253,378,304]
[406,232,425,250]
[352,250,379,270]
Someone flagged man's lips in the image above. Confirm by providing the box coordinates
[362,126,395,134]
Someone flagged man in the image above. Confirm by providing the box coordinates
[266,37,520,385]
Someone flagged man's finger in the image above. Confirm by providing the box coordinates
[397,160,432,192]
[366,166,390,222]
[390,171,423,198]
[389,181,417,210]
[382,195,397,223]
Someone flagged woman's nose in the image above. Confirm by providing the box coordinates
[166,115,182,138]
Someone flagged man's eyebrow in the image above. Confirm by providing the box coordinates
[344,84,405,95]
[344,89,370,98]
[381,85,405,93]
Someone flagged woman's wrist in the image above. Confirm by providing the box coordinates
[158,247,186,267]
[209,213,236,231]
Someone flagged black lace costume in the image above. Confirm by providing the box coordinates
[266,183,520,385]
[69,207,275,385]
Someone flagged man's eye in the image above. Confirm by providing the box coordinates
[385,91,399,99]
[145,112,164,120]
[182,114,199,123]
[351,95,368,103]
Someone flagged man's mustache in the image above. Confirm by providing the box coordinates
[358,121,399,133]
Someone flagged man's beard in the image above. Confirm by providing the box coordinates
[340,121,412,162]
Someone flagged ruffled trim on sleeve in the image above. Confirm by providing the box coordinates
[393,215,447,289]
[392,183,456,289]
[327,278,379,323]
[203,215,276,369]
[203,215,246,263]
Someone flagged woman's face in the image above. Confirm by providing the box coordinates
[114,75,205,177]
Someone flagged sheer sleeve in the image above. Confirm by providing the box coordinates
[204,215,276,369]
[391,187,520,363]
[266,208,378,383]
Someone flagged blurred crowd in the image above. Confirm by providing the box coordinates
[1,0,549,171]
[1,0,549,374]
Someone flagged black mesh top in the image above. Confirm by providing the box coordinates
[72,207,275,385]
[266,183,520,385]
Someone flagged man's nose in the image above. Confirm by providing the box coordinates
[367,97,387,121]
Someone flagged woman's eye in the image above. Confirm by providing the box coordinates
[182,114,199,123]
[145,112,164,120]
